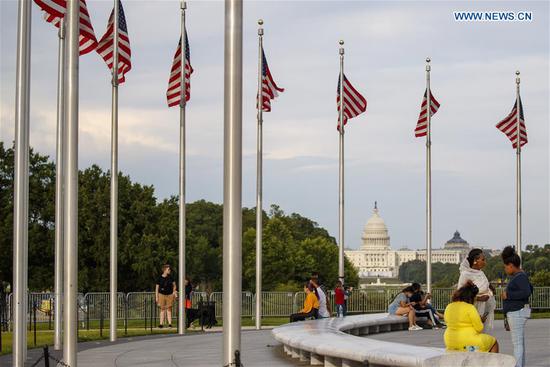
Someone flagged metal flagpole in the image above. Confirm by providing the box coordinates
[63,0,80,364]
[425,57,432,294]
[178,0,187,335]
[338,40,345,284]
[255,18,264,331]
[110,0,120,343]
[223,0,243,365]
[515,70,522,258]
[54,20,66,351]
[13,0,31,364]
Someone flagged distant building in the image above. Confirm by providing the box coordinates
[444,230,470,252]
[345,203,468,278]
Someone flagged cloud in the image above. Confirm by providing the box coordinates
[1,0,548,250]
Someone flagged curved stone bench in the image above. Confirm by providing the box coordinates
[272,313,516,367]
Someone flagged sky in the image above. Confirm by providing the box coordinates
[1,0,549,251]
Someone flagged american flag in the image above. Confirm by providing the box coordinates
[496,98,527,149]
[259,48,284,112]
[167,30,193,108]
[414,89,440,137]
[337,74,367,130]
[96,0,131,84]
[33,0,98,55]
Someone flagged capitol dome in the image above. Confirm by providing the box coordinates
[360,202,391,250]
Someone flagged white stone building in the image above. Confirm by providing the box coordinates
[345,204,468,278]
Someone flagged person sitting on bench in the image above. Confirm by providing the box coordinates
[410,283,445,329]
[290,283,319,322]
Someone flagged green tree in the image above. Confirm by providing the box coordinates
[398,260,459,287]
[531,270,550,286]
[0,143,360,293]
[0,143,56,290]
[262,218,297,290]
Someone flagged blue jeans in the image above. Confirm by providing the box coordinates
[507,307,531,367]
[336,304,344,318]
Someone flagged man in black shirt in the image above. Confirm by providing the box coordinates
[155,264,177,328]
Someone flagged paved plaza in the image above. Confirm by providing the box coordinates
[368,319,550,367]
[2,319,549,366]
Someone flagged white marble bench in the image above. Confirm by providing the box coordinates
[271,313,516,367]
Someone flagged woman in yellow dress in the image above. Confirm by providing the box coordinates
[444,281,499,353]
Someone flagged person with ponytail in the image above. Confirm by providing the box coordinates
[501,246,533,367]
[457,249,496,329]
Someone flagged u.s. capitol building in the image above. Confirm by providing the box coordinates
[345,204,470,278]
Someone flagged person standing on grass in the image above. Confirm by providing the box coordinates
[155,264,177,328]
[334,280,345,318]
[501,246,533,367]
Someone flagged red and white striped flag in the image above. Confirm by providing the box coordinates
[96,0,132,84]
[337,74,367,130]
[167,30,193,107]
[496,98,527,149]
[414,89,440,137]
[33,0,98,55]
[259,47,284,112]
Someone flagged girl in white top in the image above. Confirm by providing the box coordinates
[457,249,496,329]
[311,278,331,318]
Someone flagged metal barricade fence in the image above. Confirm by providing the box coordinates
[191,291,208,307]
[209,291,254,318]
[364,289,390,313]
[430,288,453,311]
[119,291,210,321]
[531,287,550,309]
[294,290,372,315]
[347,290,369,313]
[426,287,550,311]
[494,288,505,310]
[83,292,126,321]
[242,291,254,317]
[19,292,84,324]
[4,287,550,325]
[260,292,295,317]
[126,292,155,320]
[28,293,55,323]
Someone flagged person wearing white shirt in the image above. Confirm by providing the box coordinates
[311,278,331,318]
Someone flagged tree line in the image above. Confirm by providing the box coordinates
[0,142,358,293]
[398,244,550,287]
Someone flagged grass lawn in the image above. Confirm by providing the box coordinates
[0,317,290,356]
[494,310,549,320]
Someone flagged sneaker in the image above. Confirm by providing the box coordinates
[168,324,172,328]
[158,325,163,329]
[408,325,423,331]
